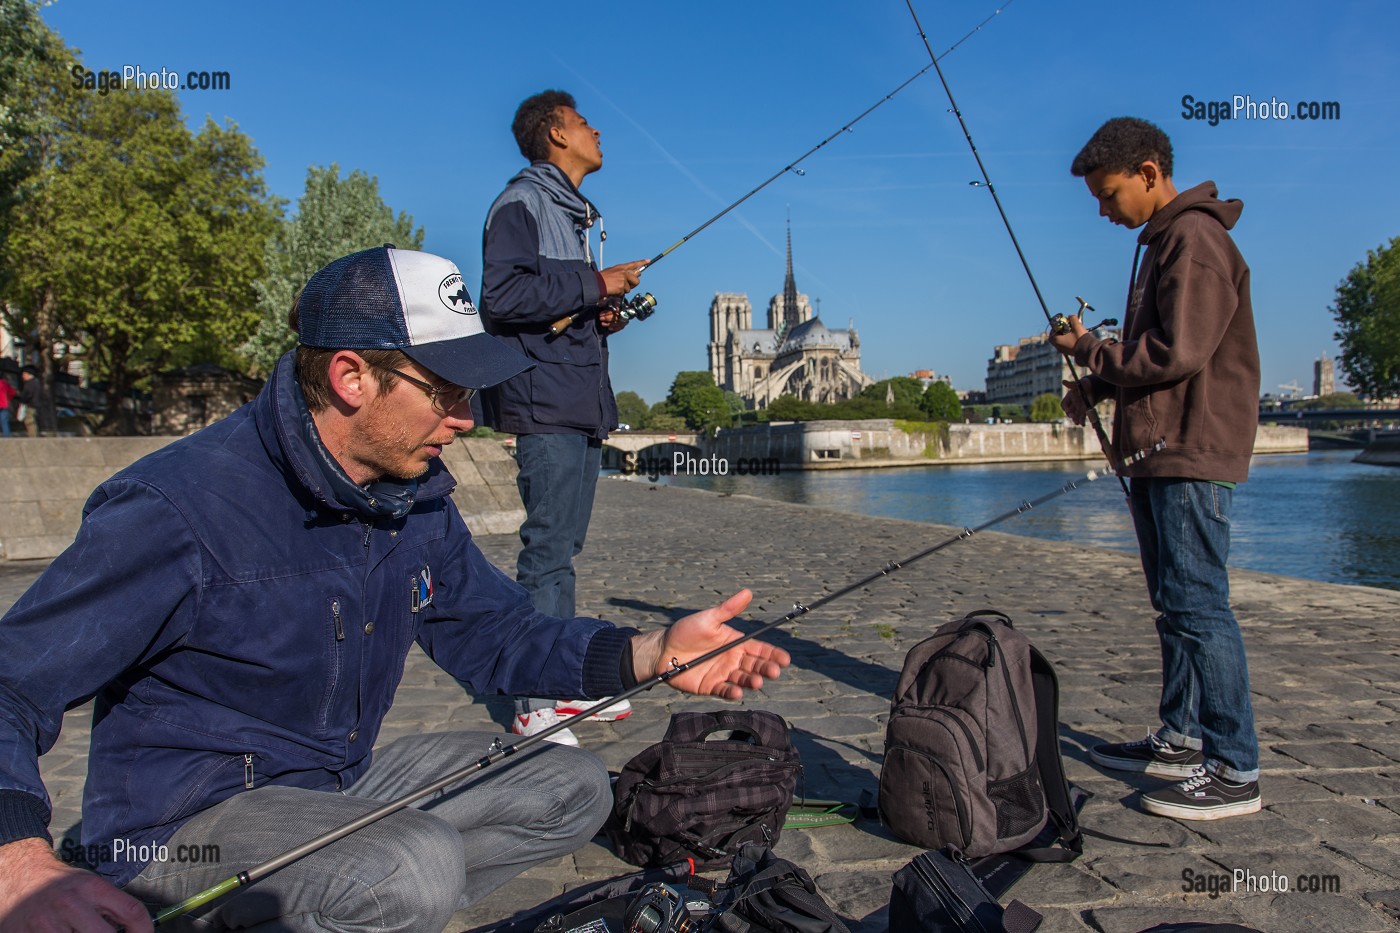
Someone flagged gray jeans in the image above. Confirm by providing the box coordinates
[125,732,612,932]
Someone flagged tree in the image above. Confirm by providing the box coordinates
[1294,392,1363,411]
[723,389,747,424]
[645,402,687,432]
[1331,236,1400,400]
[861,376,924,408]
[763,395,820,421]
[665,371,728,430]
[614,390,648,428]
[1030,392,1063,422]
[2,71,280,430]
[921,381,963,421]
[242,164,425,375]
[0,2,75,429]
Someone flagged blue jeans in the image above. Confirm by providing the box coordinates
[0,408,9,437]
[125,732,612,931]
[1130,478,1259,782]
[513,433,602,714]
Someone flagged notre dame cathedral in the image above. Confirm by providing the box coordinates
[707,225,872,410]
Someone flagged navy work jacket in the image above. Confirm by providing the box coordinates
[0,353,629,885]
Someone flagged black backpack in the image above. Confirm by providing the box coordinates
[516,844,849,933]
[605,710,801,869]
[879,610,1081,860]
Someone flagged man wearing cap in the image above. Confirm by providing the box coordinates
[479,90,650,744]
[0,246,787,933]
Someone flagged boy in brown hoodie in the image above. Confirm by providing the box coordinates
[1050,117,1262,820]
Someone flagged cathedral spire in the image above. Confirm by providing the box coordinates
[782,214,800,331]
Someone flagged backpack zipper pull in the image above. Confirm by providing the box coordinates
[984,632,997,668]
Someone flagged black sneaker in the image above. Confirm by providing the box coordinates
[1142,771,1261,820]
[1090,734,1204,777]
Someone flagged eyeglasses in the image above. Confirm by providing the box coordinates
[385,368,477,415]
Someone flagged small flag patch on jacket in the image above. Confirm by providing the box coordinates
[410,565,434,613]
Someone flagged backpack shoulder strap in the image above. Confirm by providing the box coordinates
[1029,645,1082,856]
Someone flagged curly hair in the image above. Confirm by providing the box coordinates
[1070,117,1173,178]
[512,90,576,162]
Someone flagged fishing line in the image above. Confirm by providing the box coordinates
[548,0,1017,335]
[903,0,1131,499]
[152,455,1131,926]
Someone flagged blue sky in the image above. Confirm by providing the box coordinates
[42,1,1400,405]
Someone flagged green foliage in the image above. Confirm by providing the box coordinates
[614,390,649,428]
[1,71,280,429]
[962,404,1027,423]
[1331,236,1400,400]
[762,395,823,421]
[241,164,424,375]
[645,402,687,432]
[1295,391,1364,411]
[665,370,727,429]
[723,389,747,421]
[861,376,925,409]
[0,3,73,396]
[1030,392,1063,422]
[921,380,964,421]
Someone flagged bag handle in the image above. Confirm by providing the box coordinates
[961,608,1015,629]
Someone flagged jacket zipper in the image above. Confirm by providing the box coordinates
[332,598,344,641]
[244,754,255,789]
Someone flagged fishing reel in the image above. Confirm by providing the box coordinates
[619,291,658,323]
[1050,296,1118,336]
[548,293,658,336]
[623,883,696,933]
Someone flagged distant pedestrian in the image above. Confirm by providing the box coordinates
[17,367,46,438]
[1050,117,1262,820]
[0,374,14,437]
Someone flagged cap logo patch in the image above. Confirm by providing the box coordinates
[438,273,477,315]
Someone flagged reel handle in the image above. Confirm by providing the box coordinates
[548,311,579,335]
[548,293,657,336]
[1050,296,1095,335]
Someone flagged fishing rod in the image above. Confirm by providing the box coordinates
[152,454,1138,926]
[903,0,1131,501]
[547,1,1016,337]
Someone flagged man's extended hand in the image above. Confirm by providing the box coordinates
[599,260,647,298]
[630,590,789,699]
[0,838,153,933]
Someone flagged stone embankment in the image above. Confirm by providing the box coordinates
[9,475,1399,932]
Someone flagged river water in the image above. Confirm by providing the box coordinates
[628,449,1400,592]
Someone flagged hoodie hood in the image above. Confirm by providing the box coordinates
[1139,181,1242,245]
[509,161,599,228]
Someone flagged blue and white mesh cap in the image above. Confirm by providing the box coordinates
[296,246,532,389]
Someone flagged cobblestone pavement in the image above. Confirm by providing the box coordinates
[12,477,1400,932]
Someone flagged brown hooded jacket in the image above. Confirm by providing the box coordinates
[1075,181,1261,482]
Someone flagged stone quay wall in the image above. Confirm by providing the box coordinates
[0,437,524,561]
[706,420,1309,470]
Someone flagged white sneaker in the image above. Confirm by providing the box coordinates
[555,697,633,722]
[511,709,579,746]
